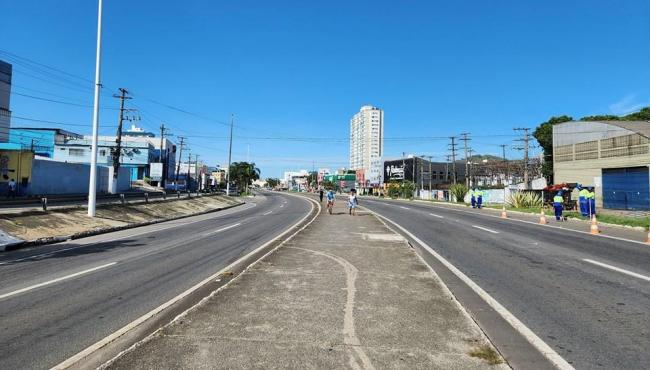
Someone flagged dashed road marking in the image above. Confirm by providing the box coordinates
[399,206,410,210]
[429,213,444,218]
[583,259,650,282]
[263,211,273,216]
[203,223,241,236]
[472,225,499,234]
[0,262,117,300]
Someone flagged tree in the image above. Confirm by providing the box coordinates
[322,180,336,190]
[449,184,468,203]
[266,177,280,188]
[533,115,573,184]
[306,171,318,189]
[580,114,620,121]
[623,107,650,121]
[229,162,260,193]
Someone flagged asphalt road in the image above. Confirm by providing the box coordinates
[0,191,311,370]
[360,198,650,369]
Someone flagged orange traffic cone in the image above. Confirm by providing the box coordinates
[500,206,508,219]
[539,208,547,225]
[646,230,650,244]
[590,215,600,234]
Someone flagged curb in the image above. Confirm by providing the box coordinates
[0,200,244,253]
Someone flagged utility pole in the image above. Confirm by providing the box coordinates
[514,128,531,189]
[186,150,192,191]
[159,123,167,188]
[445,155,451,182]
[87,0,104,217]
[448,137,458,184]
[112,88,131,182]
[426,155,433,199]
[195,154,200,191]
[460,133,471,187]
[175,136,186,186]
[499,144,508,185]
[226,114,234,196]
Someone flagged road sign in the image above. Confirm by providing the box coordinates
[150,162,163,181]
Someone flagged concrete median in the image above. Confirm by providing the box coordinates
[104,196,507,369]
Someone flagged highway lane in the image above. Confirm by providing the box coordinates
[361,198,650,370]
[0,191,311,370]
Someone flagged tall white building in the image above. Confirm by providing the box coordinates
[349,105,384,185]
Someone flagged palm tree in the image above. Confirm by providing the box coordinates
[229,162,261,194]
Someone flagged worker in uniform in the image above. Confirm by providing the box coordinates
[578,185,589,217]
[470,188,476,208]
[587,187,596,217]
[553,191,564,221]
[476,189,483,209]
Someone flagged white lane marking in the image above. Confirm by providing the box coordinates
[369,211,574,370]
[399,206,410,210]
[583,259,650,282]
[0,262,117,300]
[263,211,273,216]
[203,223,241,236]
[54,195,320,370]
[429,213,444,219]
[280,205,284,208]
[0,202,253,265]
[472,225,499,234]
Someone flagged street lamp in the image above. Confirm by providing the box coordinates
[87,0,103,217]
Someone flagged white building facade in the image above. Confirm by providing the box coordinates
[349,105,384,185]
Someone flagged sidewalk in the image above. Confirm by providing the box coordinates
[107,198,507,369]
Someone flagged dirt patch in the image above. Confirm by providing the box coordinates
[0,195,240,242]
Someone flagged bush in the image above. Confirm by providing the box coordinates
[402,181,415,199]
[387,182,401,198]
[449,184,468,203]
[507,191,543,208]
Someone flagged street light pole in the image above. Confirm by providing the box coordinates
[226,114,234,195]
[87,0,103,217]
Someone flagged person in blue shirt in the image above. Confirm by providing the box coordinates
[553,191,564,221]
[326,190,335,215]
[470,189,476,208]
[476,189,483,209]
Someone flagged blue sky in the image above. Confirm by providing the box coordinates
[2,1,649,177]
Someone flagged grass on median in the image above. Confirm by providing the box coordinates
[469,344,503,365]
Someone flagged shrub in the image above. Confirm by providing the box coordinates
[507,191,543,208]
[387,182,401,198]
[449,184,468,203]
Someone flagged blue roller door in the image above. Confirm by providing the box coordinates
[602,167,650,210]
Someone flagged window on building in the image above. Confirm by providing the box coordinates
[69,148,85,156]
[100,149,106,156]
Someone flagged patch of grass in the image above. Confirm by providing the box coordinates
[469,344,503,365]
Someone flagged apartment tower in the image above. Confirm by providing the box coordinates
[349,105,384,185]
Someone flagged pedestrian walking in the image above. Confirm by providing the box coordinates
[470,189,476,208]
[476,189,483,209]
[319,189,324,203]
[326,189,335,215]
[553,191,564,221]
[578,185,589,217]
[348,189,358,216]
[7,178,16,199]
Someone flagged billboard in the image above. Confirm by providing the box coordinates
[149,162,163,181]
[384,158,414,182]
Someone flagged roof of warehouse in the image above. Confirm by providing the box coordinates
[570,120,650,139]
